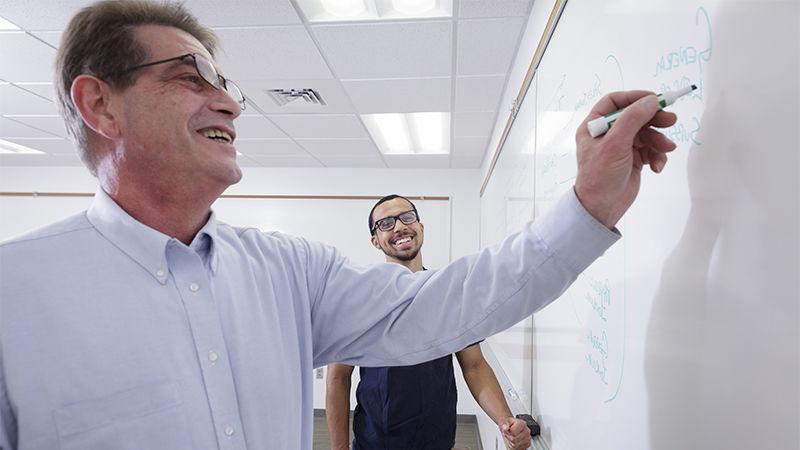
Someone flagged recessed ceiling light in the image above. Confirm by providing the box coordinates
[392,0,437,14]
[362,112,449,155]
[296,0,451,22]
[321,0,368,18]
[0,139,45,154]
[0,16,20,31]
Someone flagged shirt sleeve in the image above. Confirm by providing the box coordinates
[307,189,620,368]
[0,352,17,450]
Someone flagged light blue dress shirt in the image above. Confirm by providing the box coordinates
[0,188,618,449]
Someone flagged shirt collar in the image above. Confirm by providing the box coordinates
[192,211,220,275]
[86,188,220,283]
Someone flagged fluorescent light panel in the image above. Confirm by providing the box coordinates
[0,139,45,154]
[296,0,451,22]
[362,112,449,155]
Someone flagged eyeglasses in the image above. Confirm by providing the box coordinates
[111,53,246,110]
[371,210,419,234]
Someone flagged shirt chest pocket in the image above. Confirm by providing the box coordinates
[54,380,191,450]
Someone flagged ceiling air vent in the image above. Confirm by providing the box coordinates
[266,88,326,107]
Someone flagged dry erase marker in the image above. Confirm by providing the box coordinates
[587,85,697,137]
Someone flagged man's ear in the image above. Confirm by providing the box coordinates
[371,235,380,249]
[70,75,121,140]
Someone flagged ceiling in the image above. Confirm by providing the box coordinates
[0,0,532,169]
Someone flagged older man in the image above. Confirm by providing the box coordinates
[0,1,677,449]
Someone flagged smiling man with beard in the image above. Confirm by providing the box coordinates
[325,195,532,450]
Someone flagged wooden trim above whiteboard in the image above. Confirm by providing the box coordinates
[0,192,450,201]
[479,0,569,197]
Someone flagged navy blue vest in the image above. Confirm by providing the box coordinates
[352,354,458,450]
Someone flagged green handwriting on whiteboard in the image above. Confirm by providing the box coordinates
[653,6,712,77]
[585,278,611,322]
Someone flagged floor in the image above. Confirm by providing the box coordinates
[312,410,483,450]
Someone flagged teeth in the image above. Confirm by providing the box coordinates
[395,237,411,245]
[201,128,232,143]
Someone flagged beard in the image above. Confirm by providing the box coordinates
[391,246,421,261]
[381,234,423,262]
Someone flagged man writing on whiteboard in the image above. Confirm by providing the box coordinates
[0,1,678,448]
[326,195,532,450]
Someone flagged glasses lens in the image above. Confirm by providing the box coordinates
[377,217,396,232]
[398,211,417,225]
[195,55,246,109]
[194,55,220,89]
[224,79,246,109]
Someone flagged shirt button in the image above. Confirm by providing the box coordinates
[189,282,200,292]
[156,269,165,277]
[208,350,219,363]
[224,424,235,437]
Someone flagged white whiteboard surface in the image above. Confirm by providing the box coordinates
[480,0,799,449]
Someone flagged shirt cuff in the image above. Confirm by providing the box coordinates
[532,188,621,274]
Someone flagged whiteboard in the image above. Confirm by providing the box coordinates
[480,0,799,449]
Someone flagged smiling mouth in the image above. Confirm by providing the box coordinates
[199,128,233,143]
[392,236,414,249]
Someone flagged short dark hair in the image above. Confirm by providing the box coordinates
[368,194,419,235]
[55,0,219,176]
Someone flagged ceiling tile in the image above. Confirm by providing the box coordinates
[0,1,93,30]
[341,77,451,113]
[312,21,452,79]
[0,153,83,167]
[29,31,60,48]
[2,137,76,155]
[3,115,66,137]
[235,153,261,167]
[453,111,496,137]
[234,114,286,139]
[247,154,323,167]
[318,154,385,168]
[268,114,367,139]
[0,116,60,138]
[458,0,532,18]
[0,32,57,82]
[383,154,450,168]
[0,1,302,30]
[0,84,59,115]
[213,27,332,81]
[235,138,306,156]
[11,82,57,101]
[457,18,524,76]
[296,138,378,157]
[192,0,301,27]
[239,79,354,115]
[452,136,488,156]
[455,75,506,111]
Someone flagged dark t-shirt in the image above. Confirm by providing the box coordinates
[352,342,480,450]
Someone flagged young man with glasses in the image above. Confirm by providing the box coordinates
[326,195,532,450]
[0,1,678,449]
